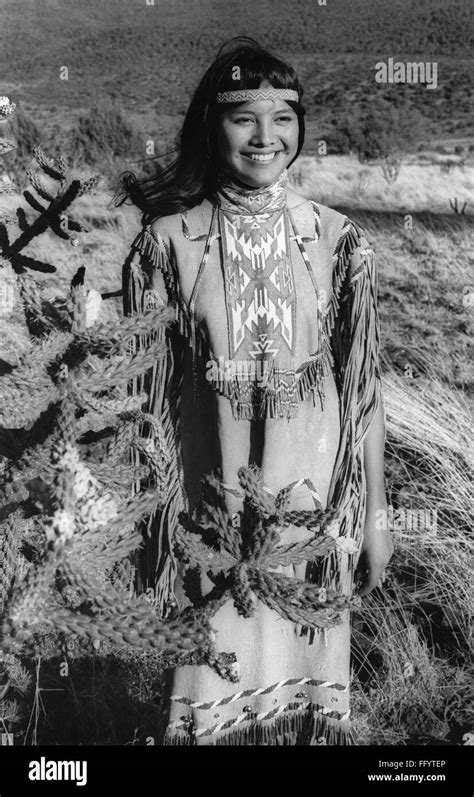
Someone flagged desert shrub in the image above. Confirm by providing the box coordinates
[5,104,42,160]
[2,104,43,188]
[69,99,145,171]
[329,99,426,161]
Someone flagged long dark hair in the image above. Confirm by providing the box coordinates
[113,37,306,225]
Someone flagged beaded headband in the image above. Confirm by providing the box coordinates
[216,88,299,103]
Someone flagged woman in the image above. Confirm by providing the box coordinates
[117,37,393,745]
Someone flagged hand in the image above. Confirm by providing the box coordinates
[355,504,394,596]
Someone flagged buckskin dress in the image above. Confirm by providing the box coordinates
[122,169,383,745]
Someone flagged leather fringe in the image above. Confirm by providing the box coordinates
[124,225,189,614]
[133,226,191,340]
[312,219,383,593]
[164,709,355,746]
[204,347,333,421]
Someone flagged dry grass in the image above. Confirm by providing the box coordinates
[350,363,472,743]
[289,155,474,215]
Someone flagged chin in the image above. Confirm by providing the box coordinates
[241,175,275,188]
[235,165,289,189]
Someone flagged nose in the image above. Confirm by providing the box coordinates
[250,119,276,148]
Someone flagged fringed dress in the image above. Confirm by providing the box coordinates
[122,170,383,745]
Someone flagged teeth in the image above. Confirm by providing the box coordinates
[247,152,277,162]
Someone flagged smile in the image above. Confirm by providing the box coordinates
[243,152,280,162]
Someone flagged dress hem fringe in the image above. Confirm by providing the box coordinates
[163,711,355,746]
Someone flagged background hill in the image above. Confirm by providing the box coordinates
[1,0,473,158]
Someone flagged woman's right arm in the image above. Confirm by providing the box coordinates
[122,223,186,615]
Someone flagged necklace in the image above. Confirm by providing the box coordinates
[215,169,289,215]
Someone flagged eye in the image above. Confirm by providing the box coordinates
[275,115,294,123]
[233,115,255,124]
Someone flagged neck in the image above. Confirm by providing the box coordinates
[215,169,289,214]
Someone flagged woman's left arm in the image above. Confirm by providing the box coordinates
[357,400,394,595]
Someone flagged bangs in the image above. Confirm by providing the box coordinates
[220,99,306,123]
[217,57,301,95]
[209,37,305,107]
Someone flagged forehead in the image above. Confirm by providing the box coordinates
[224,98,295,115]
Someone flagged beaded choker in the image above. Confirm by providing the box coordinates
[215,169,289,215]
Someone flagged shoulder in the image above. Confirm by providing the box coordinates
[287,189,375,282]
[148,198,215,244]
[147,210,181,244]
[286,187,350,244]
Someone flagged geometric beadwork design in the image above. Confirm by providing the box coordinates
[219,207,296,359]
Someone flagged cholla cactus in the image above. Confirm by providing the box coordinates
[0,131,215,668]
[0,269,212,657]
[175,465,358,630]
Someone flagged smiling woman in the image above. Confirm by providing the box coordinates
[116,36,392,746]
[216,92,300,188]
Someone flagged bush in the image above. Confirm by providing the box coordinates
[2,104,43,188]
[5,104,42,160]
[329,99,427,161]
[69,98,145,170]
